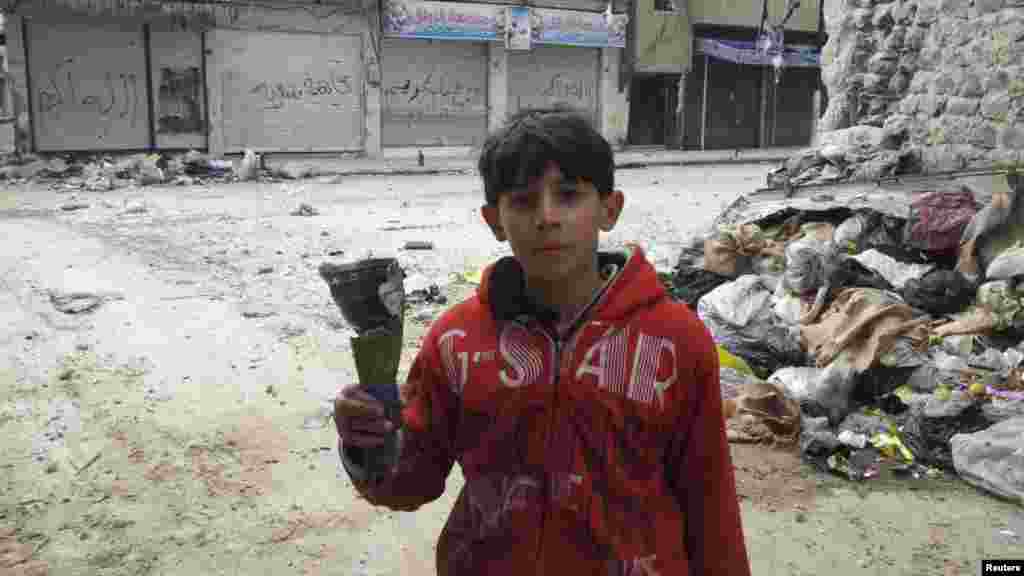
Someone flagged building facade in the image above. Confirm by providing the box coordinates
[626,0,825,150]
[0,0,631,156]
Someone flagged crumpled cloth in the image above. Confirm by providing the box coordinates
[904,188,979,256]
[724,381,801,445]
[703,223,785,277]
[800,288,931,372]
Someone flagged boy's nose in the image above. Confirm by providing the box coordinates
[536,190,561,228]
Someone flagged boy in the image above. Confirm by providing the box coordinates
[334,107,751,576]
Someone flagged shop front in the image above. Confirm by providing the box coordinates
[380,0,627,149]
[27,18,150,151]
[380,0,496,147]
[685,36,820,150]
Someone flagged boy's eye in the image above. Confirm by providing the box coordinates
[509,194,530,207]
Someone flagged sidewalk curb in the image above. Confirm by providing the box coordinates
[279,153,793,179]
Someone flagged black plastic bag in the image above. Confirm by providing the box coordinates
[900,399,992,471]
[902,268,975,315]
[670,265,733,308]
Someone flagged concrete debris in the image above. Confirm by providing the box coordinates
[290,203,320,217]
[0,150,263,191]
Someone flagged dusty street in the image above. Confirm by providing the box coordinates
[1,163,1021,575]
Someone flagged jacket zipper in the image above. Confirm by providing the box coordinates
[535,328,563,576]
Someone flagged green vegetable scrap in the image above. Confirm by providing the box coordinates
[870,432,914,463]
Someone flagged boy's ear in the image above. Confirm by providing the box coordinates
[599,189,625,232]
[481,204,507,242]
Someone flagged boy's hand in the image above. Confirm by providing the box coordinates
[334,384,396,448]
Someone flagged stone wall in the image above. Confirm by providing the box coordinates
[781,0,1024,185]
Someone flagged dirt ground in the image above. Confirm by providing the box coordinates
[1,166,1022,575]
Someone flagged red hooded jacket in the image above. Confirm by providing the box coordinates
[342,245,750,576]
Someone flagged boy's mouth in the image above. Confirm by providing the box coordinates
[537,244,567,253]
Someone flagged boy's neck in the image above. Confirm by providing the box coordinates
[524,254,606,324]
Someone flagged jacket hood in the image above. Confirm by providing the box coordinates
[477,243,667,330]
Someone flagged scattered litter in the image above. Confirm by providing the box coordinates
[403,240,434,251]
[837,429,868,449]
[59,202,89,212]
[123,201,148,215]
[291,203,320,217]
[49,292,107,314]
[459,268,484,285]
[237,149,261,182]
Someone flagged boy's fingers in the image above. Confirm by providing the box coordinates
[349,417,394,435]
[337,388,386,417]
[344,433,389,448]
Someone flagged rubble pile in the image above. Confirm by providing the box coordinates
[0,148,269,190]
[773,0,1024,187]
[670,171,1024,503]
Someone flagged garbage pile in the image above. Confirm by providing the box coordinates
[0,148,264,190]
[669,171,1024,504]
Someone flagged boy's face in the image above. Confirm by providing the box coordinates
[481,161,624,287]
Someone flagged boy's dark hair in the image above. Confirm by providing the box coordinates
[477,106,614,206]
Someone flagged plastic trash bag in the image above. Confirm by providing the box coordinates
[810,354,860,425]
[783,232,829,296]
[904,188,979,256]
[697,275,805,375]
[768,367,824,404]
[772,279,804,325]
[852,249,934,290]
[951,416,1024,504]
[833,211,907,255]
[977,280,1024,332]
[902,269,975,315]
[670,264,732,308]
[901,393,992,470]
[986,242,1024,281]
[800,416,840,458]
[238,149,260,181]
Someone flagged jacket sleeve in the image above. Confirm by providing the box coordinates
[340,322,459,511]
[667,322,752,576]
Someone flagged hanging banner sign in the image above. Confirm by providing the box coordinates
[696,38,820,68]
[533,7,627,49]
[506,6,532,51]
[382,0,627,48]
[382,0,503,41]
